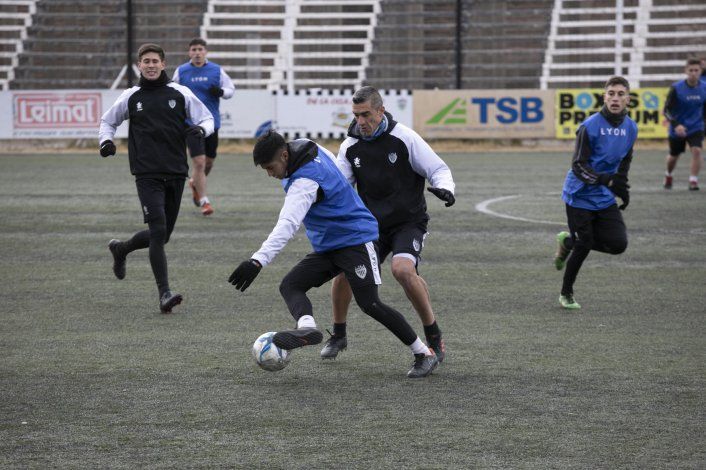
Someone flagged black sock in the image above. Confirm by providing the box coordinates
[333,322,346,338]
[424,321,441,343]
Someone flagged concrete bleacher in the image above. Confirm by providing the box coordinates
[10,0,206,90]
[460,0,553,89]
[541,0,706,89]
[5,0,704,92]
[202,0,379,91]
[365,0,553,90]
[0,0,35,90]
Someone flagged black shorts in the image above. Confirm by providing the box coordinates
[135,177,185,225]
[565,203,627,253]
[186,129,219,159]
[284,241,382,292]
[669,131,704,156]
[377,221,428,266]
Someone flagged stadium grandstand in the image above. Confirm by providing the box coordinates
[1,0,704,91]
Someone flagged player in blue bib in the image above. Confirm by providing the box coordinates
[173,38,235,215]
[663,58,706,191]
[554,76,638,310]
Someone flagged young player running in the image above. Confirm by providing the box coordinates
[100,43,214,313]
[554,76,637,310]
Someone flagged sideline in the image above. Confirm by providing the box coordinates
[475,194,564,226]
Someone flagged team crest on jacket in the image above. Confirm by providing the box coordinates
[136,102,143,112]
[355,264,367,279]
[413,238,420,252]
[168,100,176,109]
[388,152,397,163]
[353,157,361,168]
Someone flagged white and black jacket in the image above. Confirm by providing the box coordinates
[99,71,214,179]
[336,112,455,232]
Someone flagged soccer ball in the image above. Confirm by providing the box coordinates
[252,332,291,371]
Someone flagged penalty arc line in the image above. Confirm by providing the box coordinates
[475,194,565,226]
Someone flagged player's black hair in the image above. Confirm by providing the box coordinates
[604,76,630,90]
[686,57,701,67]
[137,43,165,61]
[189,38,207,49]
[253,130,287,166]
[352,86,383,109]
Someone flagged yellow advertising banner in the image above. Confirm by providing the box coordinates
[413,89,555,139]
[556,88,669,139]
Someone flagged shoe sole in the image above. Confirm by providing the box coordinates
[273,329,323,350]
[201,207,214,216]
[160,294,183,314]
[108,239,126,280]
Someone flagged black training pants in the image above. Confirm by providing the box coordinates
[279,242,418,346]
[122,177,184,295]
[562,203,628,296]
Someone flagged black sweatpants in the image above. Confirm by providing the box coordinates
[279,242,418,346]
[121,177,185,296]
[562,203,628,296]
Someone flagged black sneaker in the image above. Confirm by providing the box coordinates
[159,290,183,314]
[273,327,323,350]
[689,181,700,191]
[427,337,446,363]
[108,239,126,280]
[407,352,438,378]
[320,332,347,359]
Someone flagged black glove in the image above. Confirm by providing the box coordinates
[427,187,455,207]
[617,192,629,211]
[228,259,262,292]
[100,140,116,158]
[208,85,224,97]
[186,125,205,138]
[598,173,630,210]
[599,173,630,199]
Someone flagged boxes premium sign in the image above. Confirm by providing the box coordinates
[414,89,555,139]
[555,88,669,139]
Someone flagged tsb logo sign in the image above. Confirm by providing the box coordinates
[14,92,101,128]
[427,96,544,125]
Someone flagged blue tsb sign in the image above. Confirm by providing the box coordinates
[470,97,544,124]
[427,96,545,125]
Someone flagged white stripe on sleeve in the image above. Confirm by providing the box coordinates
[220,68,235,99]
[99,87,137,144]
[251,177,319,267]
[336,138,357,185]
[391,123,455,194]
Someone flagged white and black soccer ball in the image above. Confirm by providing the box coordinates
[252,332,291,371]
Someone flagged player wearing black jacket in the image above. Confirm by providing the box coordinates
[321,86,455,361]
[98,43,214,313]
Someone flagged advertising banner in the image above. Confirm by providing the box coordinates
[275,90,413,138]
[555,88,669,139]
[413,89,555,139]
[218,89,274,138]
[0,90,125,139]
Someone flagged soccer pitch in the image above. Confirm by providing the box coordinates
[1,149,704,468]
